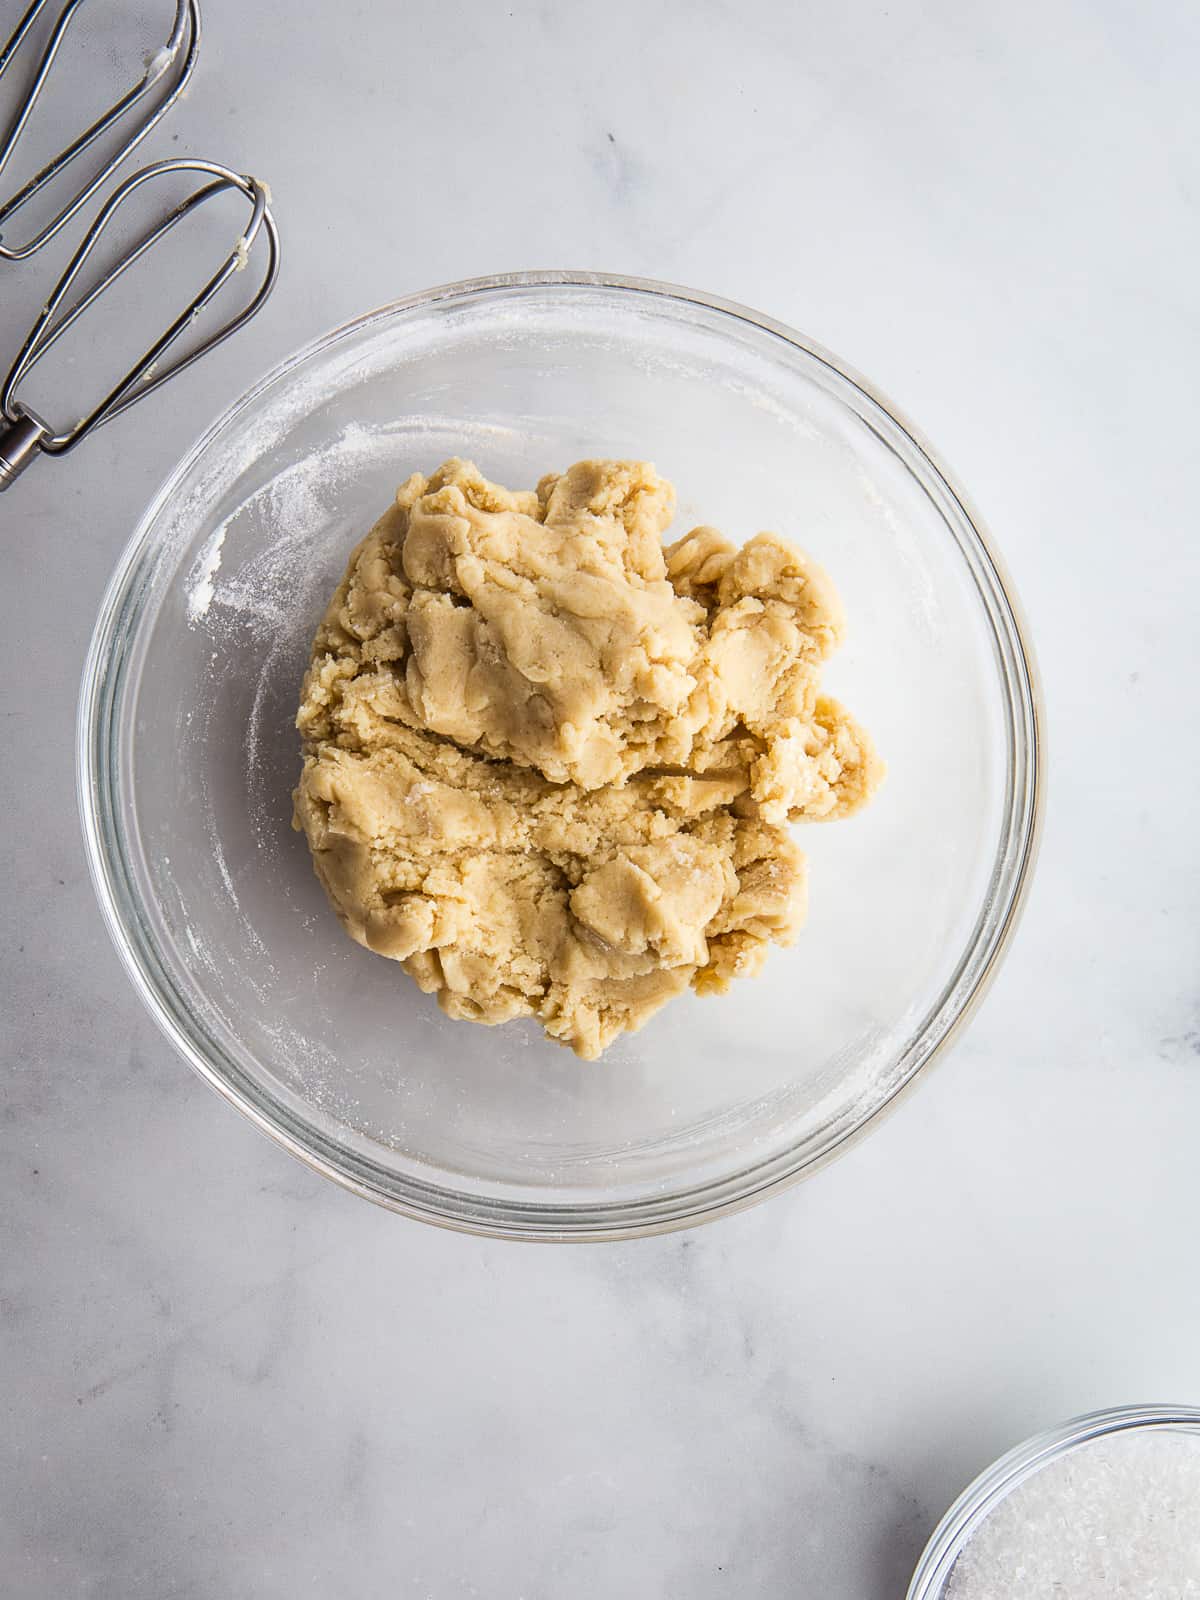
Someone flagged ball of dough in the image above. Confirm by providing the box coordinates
[293,459,882,1059]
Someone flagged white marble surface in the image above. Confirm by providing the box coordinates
[3,1,1199,1594]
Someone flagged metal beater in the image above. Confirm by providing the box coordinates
[0,0,201,261]
[0,157,279,489]
[0,2,280,491]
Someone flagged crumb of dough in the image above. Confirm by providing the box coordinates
[293,459,883,1059]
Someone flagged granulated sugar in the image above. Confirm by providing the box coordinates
[946,1428,1200,1599]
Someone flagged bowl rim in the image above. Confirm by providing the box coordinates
[76,268,1046,1241]
[905,1402,1200,1597]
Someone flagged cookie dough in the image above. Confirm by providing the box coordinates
[294,459,882,1059]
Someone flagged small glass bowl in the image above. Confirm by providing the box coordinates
[907,1404,1200,1598]
[78,272,1042,1239]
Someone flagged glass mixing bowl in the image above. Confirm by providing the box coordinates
[78,272,1042,1239]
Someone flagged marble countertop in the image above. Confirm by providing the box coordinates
[3,2,1198,1594]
